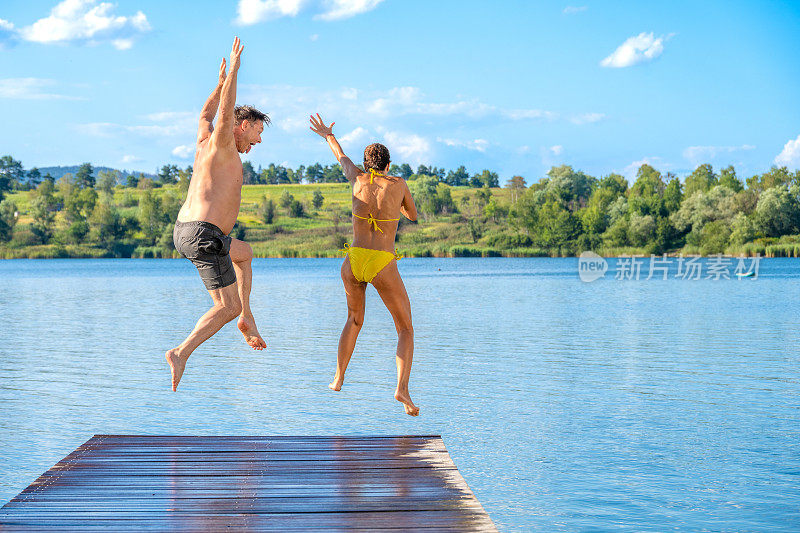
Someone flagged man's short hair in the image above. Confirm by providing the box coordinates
[234,105,271,127]
[364,143,390,172]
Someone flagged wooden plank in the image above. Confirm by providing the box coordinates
[1,435,497,532]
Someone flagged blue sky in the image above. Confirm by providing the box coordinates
[1,0,799,182]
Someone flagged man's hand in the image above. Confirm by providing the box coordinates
[309,113,335,139]
[230,36,243,72]
[218,58,227,86]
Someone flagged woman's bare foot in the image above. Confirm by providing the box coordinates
[237,315,266,350]
[394,389,419,416]
[329,375,344,391]
[165,349,187,392]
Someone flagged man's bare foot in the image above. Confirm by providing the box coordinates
[165,349,187,392]
[329,375,344,391]
[394,389,419,416]
[237,315,266,350]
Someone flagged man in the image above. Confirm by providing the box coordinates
[167,37,268,391]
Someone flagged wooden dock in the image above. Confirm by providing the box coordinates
[0,435,497,531]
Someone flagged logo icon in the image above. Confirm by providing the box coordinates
[578,251,608,282]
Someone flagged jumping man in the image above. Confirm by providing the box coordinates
[166,37,269,391]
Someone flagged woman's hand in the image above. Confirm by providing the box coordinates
[309,113,335,139]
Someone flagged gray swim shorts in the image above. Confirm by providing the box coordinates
[173,220,237,290]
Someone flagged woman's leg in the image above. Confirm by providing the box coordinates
[371,260,418,416]
[331,257,367,391]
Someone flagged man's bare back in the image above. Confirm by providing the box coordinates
[166,37,268,392]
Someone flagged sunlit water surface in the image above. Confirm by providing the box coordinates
[1,258,799,531]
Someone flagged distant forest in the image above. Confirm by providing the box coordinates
[1,154,800,259]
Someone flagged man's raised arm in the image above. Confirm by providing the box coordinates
[196,58,227,144]
[212,37,243,146]
[309,113,360,183]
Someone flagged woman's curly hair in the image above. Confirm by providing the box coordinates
[363,143,391,172]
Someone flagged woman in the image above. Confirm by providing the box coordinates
[309,113,419,416]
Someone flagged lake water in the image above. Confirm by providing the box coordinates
[1,257,799,531]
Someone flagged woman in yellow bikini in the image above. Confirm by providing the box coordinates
[309,113,420,416]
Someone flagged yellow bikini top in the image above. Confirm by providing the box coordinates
[354,168,399,233]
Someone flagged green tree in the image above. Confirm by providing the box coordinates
[312,189,324,209]
[471,169,499,188]
[158,164,179,185]
[746,166,796,193]
[75,162,95,188]
[305,163,323,183]
[446,166,470,186]
[242,161,257,185]
[628,164,666,217]
[729,213,759,245]
[178,165,192,194]
[126,174,140,188]
[289,199,305,217]
[506,175,527,204]
[718,165,743,192]
[89,200,125,248]
[0,155,24,200]
[29,180,58,244]
[279,190,294,209]
[407,175,439,219]
[627,213,656,247]
[754,184,800,237]
[322,163,345,183]
[698,220,731,255]
[138,190,165,244]
[545,165,596,210]
[663,175,683,214]
[671,185,738,236]
[27,167,42,187]
[683,164,717,198]
[0,200,17,242]
[97,170,119,197]
[259,196,275,224]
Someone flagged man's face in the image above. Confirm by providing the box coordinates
[238,120,264,154]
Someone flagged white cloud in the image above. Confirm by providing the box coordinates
[340,87,358,100]
[172,145,195,159]
[79,110,197,138]
[570,112,605,124]
[383,131,431,165]
[19,0,151,48]
[601,32,670,68]
[775,135,800,169]
[683,144,756,166]
[310,33,319,41]
[0,78,75,100]
[0,18,16,48]
[236,0,384,24]
[236,0,306,25]
[438,137,489,153]
[563,6,587,14]
[316,0,386,21]
[339,126,371,147]
[121,155,140,164]
[550,145,564,155]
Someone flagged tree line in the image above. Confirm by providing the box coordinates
[2,153,800,257]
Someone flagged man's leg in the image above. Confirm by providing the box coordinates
[230,238,267,350]
[371,261,419,416]
[166,283,241,391]
[330,257,367,391]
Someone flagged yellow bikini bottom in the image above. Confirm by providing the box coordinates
[340,244,402,283]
